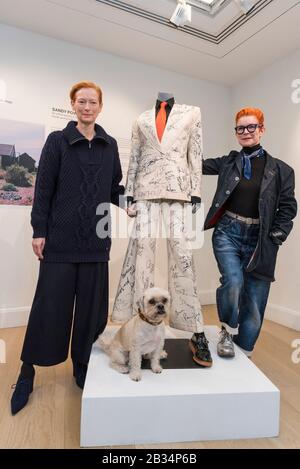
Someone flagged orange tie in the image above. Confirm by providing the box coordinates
[156,101,168,142]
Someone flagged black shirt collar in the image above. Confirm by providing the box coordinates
[63,120,110,145]
[155,97,175,112]
[242,144,262,155]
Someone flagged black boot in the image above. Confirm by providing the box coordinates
[189,332,213,367]
[72,361,87,390]
[11,363,35,415]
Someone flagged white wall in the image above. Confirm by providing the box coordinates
[232,49,300,330]
[0,23,231,327]
[2,24,298,332]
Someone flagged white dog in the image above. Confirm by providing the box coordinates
[99,287,170,381]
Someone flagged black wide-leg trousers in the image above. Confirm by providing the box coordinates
[21,262,109,366]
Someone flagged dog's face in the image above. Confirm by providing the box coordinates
[140,287,170,323]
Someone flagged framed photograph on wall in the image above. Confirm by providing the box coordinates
[0,118,44,206]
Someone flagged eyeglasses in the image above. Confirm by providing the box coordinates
[235,124,263,135]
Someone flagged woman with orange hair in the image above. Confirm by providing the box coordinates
[10,81,124,415]
[203,108,297,358]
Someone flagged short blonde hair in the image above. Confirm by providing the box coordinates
[70,81,103,104]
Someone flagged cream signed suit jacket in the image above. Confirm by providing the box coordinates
[125,104,203,202]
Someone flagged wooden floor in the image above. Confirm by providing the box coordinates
[0,305,299,449]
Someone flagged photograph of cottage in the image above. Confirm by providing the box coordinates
[0,118,44,205]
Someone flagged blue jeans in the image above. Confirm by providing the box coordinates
[212,215,271,355]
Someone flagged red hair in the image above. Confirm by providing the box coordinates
[70,81,103,104]
[235,107,264,125]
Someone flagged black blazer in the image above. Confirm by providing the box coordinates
[203,151,297,281]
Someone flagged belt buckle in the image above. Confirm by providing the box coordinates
[245,217,252,225]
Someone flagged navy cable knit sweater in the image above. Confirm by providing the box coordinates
[31,121,125,262]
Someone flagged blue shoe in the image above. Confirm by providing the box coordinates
[11,373,34,415]
[72,361,87,390]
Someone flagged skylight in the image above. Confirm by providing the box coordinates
[187,0,229,15]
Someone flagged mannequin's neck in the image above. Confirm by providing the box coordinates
[157,92,174,102]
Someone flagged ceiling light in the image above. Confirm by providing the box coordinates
[235,0,257,14]
[170,0,192,27]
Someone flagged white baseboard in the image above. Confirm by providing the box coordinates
[2,298,299,332]
[0,307,30,329]
[0,290,219,328]
[265,304,300,332]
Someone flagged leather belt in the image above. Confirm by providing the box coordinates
[225,210,259,225]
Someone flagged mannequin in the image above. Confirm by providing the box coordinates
[157,92,174,101]
[158,93,200,210]
[113,94,212,367]
[156,92,175,120]
[128,93,200,211]
[127,92,174,211]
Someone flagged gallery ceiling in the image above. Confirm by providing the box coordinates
[0,0,300,85]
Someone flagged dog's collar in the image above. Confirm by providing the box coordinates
[138,311,164,326]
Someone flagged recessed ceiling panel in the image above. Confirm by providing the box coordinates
[0,0,300,85]
[96,0,272,42]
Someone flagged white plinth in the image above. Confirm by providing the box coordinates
[80,326,280,447]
